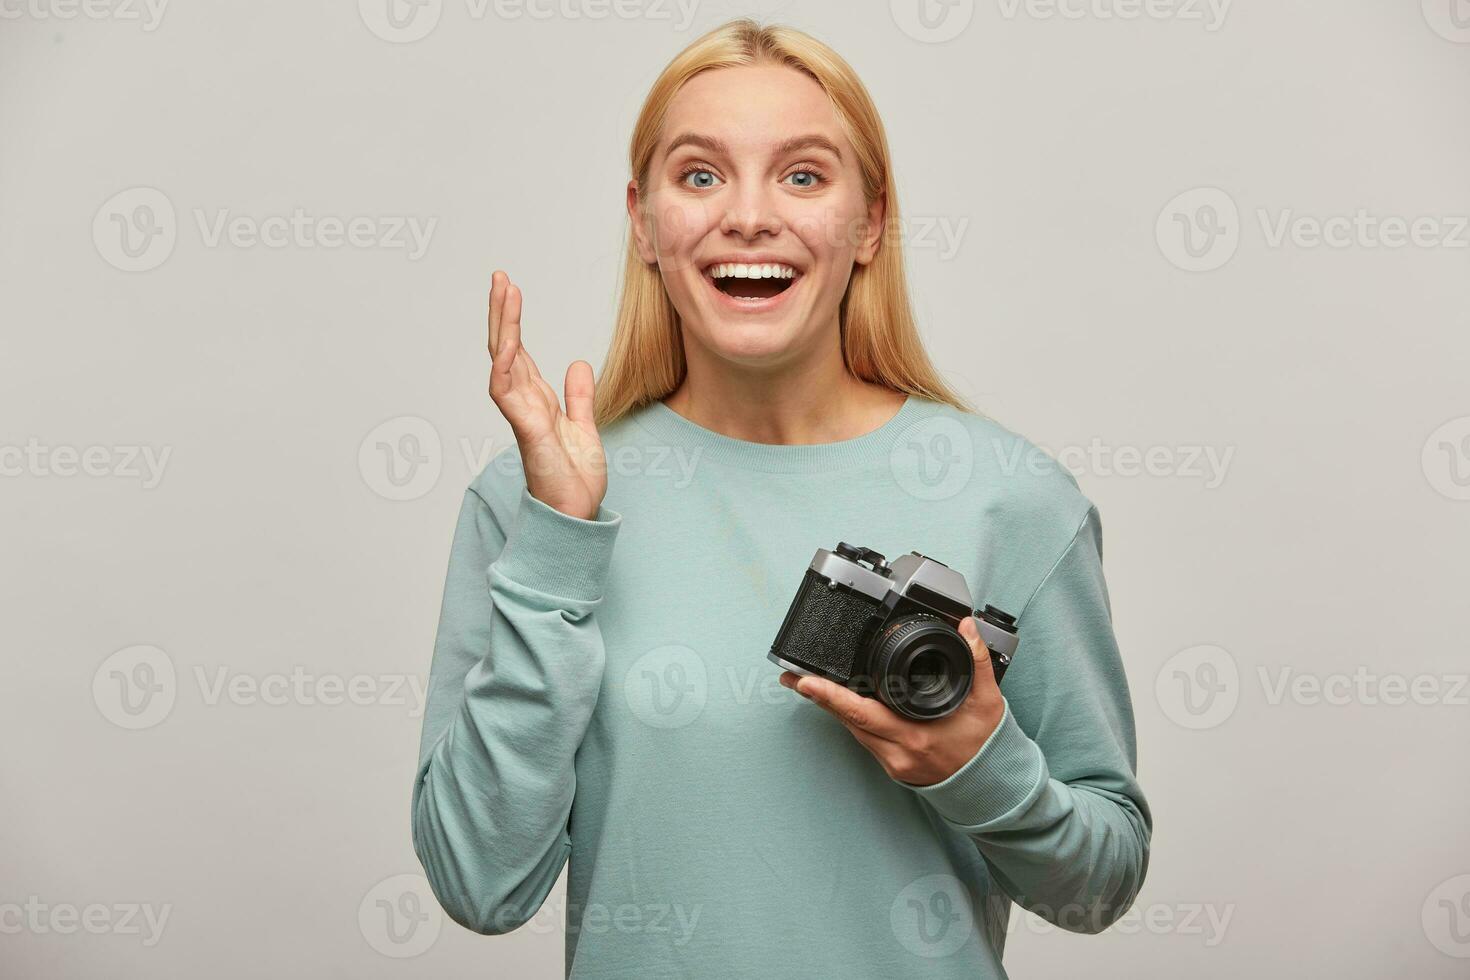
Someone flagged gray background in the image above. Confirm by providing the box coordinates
[3,0,1468,976]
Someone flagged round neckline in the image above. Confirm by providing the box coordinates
[630,392,933,473]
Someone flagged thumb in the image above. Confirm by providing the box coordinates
[960,616,997,688]
[564,359,597,433]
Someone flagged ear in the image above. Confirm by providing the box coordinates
[627,179,658,266]
[854,190,887,267]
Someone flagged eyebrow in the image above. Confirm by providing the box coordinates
[663,132,844,163]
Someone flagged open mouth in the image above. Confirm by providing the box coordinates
[702,261,802,308]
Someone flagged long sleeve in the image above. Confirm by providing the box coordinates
[411,483,622,935]
[899,505,1152,934]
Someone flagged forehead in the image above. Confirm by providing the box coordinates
[657,64,845,157]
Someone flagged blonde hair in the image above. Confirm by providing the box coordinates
[593,17,976,426]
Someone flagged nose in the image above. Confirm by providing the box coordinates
[717,181,783,240]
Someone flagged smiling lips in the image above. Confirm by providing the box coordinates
[703,260,802,307]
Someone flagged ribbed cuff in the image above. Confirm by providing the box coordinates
[491,486,622,602]
[901,700,1046,829]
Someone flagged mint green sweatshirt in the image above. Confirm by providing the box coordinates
[412,393,1152,978]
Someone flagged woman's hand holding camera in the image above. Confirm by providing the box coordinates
[487,270,607,521]
[778,616,1007,787]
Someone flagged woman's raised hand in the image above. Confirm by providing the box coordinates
[487,270,607,521]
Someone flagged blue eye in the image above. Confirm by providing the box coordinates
[682,169,719,189]
[785,169,823,188]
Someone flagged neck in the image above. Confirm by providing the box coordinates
[663,323,907,445]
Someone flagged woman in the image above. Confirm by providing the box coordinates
[412,18,1151,978]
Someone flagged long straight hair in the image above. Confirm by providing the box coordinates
[593,18,976,427]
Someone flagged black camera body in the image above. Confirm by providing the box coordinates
[768,542,1019,721]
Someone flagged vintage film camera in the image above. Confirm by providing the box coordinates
[769,542,1019,721]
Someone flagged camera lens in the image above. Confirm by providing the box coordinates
[908,650,948,697]
[869,615,973,720]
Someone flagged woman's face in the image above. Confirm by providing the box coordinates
[629,64,885,368]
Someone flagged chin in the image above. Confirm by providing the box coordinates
[696,317,804,363]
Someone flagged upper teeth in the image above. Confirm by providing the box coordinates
[708,263,797,279]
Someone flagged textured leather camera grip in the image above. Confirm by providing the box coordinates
[771,570,876,679]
